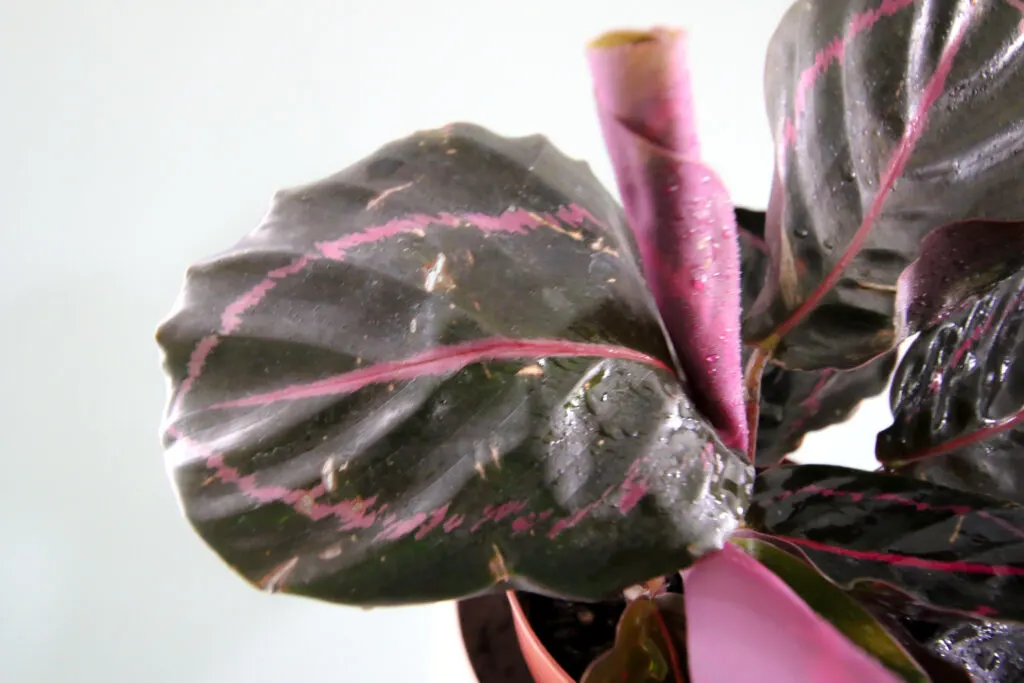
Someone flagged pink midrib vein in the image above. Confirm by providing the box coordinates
[207,337,673,410]
[168,203,607,418]
[768,3,976,345]
[777,535,1024,576]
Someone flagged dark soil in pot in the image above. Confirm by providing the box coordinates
[516,573,684,681]
[458,593,535,682]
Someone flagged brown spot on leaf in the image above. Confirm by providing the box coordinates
[321,457,337,493]
[517,364,544,376]
[777,226,801,309]
[852,279,898,294]
[366,181,413,210]
[319,544,343,560]
[259,556,299,593]
[489,545,511,584]
[949,515,964,543]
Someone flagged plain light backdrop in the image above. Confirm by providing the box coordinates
[0,1,891,681]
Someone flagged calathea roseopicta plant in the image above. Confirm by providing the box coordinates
[156,2,1024,681]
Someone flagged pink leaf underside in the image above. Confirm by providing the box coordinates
[588,29,747,453]
[683,544,901,683]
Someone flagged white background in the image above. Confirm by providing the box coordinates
[0,1,890,681]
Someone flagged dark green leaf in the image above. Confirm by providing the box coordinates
[731,535,929,682]
[156,123,752,606]
[752,350,897,465]
[928,620,1024,682]
[743,0,1024,370]
[878,238,1024,505]
[747,464,1024,620]
[736,208,768,315]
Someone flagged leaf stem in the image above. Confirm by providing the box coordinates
[744,342,775,463]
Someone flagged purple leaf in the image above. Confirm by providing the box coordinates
[878,264,1024,505]
[748,464,1024,621]
[894,219,1024,336]
[156,123,752,606]
[588,29,747,453]
[742,0,1024,370]
[683,543,902,683]
[751,349,897,466]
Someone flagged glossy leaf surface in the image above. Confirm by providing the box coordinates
[753,350,897,466]
[589,29,747,452]
[737,206,897,466]
[736,207,769,315]
[156,123,752,606]
[928,620,1024,682]
[743,0,1024,370]
[581,594,688,683]
[731,536,929,682]
[894,220,1024,337]
[748,464,1024,620]
[878,251,1024,505]
[683,543,901,683]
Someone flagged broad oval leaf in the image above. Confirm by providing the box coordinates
[877,267,1024,505]
[589,29,748,452]
[743,0,1024,370]
[683,543,902,683]
[752,350,897,466]
[156,123,753,606]
[730,535,930,683]
[747,464,1024,620]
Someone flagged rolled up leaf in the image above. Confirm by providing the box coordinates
[156,123,752,606]
[588,29,748,453]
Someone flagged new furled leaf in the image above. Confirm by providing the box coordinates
[589,29,748,453]
[743,0,1024,370]
[748,464,1024,620]
[156,123,752,606]
[878,265,1024,505]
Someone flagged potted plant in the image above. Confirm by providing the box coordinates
[155,1,1024,681]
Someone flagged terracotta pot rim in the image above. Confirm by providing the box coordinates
[506,591,575,683]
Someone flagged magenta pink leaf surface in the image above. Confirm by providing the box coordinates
[588,30,747,453]
[683,543,901,683]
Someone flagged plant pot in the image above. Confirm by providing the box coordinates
[507,591,575,683]
[457,592,538,682]
[457,592,573,682]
